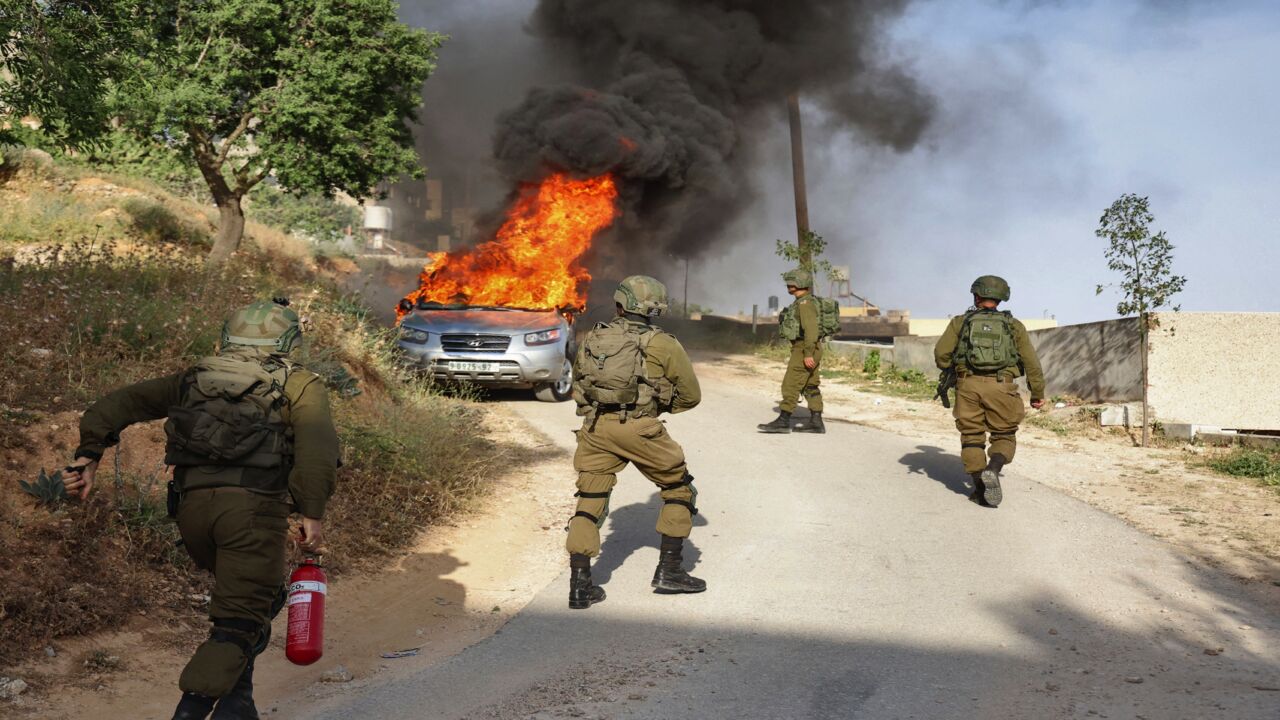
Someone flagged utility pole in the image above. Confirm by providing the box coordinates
[787,93,811,267]
[683,257,690,318]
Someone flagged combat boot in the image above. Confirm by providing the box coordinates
[757,411,792,434]
[980,454,1007,508]
[968,473,989,506]
[211,660,258,719]
[568,554,605,609]
[172,692,216,720]
[794,411,826,434]
[651,536,706,594]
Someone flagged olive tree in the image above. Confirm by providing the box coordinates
[108,0,443,264]
[1095,193,1187,447]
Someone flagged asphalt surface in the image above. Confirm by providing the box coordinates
[308,367,1280,720]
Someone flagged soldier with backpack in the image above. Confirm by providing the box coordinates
[758,268,840,434]
[934,276,1045,508]
[565,275,705,609]
[61,298,340,720]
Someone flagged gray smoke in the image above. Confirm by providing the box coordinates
[493,0,935,264]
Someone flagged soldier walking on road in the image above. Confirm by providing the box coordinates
[934,276,1045,507]
[565,276,706,609]
[61,299,340,719]
[759,268,827,434]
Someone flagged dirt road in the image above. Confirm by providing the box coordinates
[300,358,1280,720]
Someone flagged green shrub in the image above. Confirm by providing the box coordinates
[1206,448,1280,487]
[245,184,361,243]
[862,349,881,376]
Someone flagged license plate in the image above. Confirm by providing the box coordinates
[447,361,499,373]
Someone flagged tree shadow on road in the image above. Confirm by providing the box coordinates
[593,491,709,585]
[898,444,972,497]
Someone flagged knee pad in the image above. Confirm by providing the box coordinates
[212,617,266,659]
[571,495,612,528]
[660,473,698,517]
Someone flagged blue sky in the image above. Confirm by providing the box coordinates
[706,0,1279,324]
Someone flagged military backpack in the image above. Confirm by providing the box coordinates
[575,320,673,417]
[164,354,294,490]
[779,295,841,342]
[957,309,1021,373]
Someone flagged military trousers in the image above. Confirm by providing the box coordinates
[567,414,696,558]
[779,342,823,413]
[175,487,290,698]
[953,374,1026,474]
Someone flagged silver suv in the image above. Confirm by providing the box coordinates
[396,300,575,402]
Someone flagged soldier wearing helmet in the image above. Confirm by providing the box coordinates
[934,276,1045,508]
[61,298,339,719]
[565,275,705,609]
[758,267,826,434]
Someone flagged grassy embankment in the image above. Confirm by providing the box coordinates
[0,149,499,667]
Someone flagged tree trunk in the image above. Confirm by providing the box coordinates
[1140,313,1150,447]
[207,194,246,266]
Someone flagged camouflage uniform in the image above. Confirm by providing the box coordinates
[566,276,706,609]
[759,268,825,434]
[73,301,338,719]
[934,277,1044,507]
[778,295,823,414]
[566,319,702,556]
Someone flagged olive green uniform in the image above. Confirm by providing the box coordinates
[75,362,338,698]
[934,314,1044,474]
[779,295,823,414]
[566,317,701,558]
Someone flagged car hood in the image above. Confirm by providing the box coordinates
[400,309,564,334]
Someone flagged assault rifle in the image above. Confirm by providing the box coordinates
[934,367,957,409]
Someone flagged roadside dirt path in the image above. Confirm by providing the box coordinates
[10,405,574,719]
[701,351,1280,607]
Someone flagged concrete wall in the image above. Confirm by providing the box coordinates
[826,341,896,368]
[885,317,1143,403]
[1147,312,1280,430]
[908,317,1058,338]
[836,312,1279,429]
[1028,318,1142,402]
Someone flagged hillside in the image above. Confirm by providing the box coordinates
[0,148,497,668]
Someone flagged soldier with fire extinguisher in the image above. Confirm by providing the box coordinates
[61,298,339,720]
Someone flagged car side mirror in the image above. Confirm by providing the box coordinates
[398,298,414,314]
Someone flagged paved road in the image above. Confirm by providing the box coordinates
[311,366,1280,719]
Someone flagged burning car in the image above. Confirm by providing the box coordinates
[396,299,575,402]
[393,173,619,403]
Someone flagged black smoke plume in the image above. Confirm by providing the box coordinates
[493,0,935,263]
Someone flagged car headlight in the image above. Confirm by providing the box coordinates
[400,326,430,344]
[524,328,561,346]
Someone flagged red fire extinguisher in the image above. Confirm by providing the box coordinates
[285,557,327,665]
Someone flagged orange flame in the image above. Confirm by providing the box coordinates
[397,173,620,319]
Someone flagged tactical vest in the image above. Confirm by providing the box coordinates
[956,309,1021,374]
[575,320,674,419]
[164,354,294,492]
[779,295,841,342]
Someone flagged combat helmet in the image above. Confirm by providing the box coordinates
[221,298,302,354]
[614,275,669,318]
[782,268,813,290]
[969,275,1011,302]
